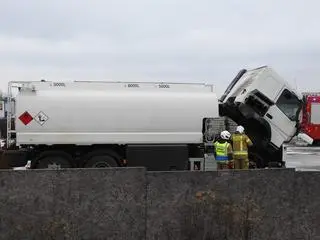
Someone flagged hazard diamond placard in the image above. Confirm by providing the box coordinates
[19,111,33,125]
[34,111,49,126]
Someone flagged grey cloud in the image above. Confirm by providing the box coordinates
[0,0,320,95]
[1,0,319,42]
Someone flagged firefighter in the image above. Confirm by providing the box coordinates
[231,125,253,169]
[213,130,233,170]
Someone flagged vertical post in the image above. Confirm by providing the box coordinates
[6,82,12,148]
[282,144,287,167]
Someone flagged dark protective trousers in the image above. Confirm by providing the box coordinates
[234,155,249,169]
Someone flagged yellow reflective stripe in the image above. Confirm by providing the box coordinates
[215,142,228,156]
[233,151,248,155]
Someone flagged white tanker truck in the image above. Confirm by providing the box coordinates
[2,66,304,170]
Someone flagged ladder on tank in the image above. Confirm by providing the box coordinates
[6,81,34,148]
[6,82,17,148]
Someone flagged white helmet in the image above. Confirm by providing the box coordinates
[236,125,245,134]
[220,130,231,140]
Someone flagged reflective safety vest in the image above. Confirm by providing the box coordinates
[214,141,230,161]
[231,134,253,156]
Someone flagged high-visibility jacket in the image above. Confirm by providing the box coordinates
[214,141,232,161]
[231,133,253,156]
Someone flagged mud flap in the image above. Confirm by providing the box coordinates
[0,150,9,169]
[1,150,28,168]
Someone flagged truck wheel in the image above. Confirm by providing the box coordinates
[84,155,118,168]
[35,151,73,169]
[249,150,266,168]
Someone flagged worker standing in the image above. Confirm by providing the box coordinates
[213,130,233,170]
[231,125,253,170]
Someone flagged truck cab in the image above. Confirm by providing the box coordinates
[219,66,303,167]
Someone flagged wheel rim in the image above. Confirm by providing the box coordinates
[93,161,112,168]
[86,155,117,168]
[47,163,62,169]
[37,156,72,169]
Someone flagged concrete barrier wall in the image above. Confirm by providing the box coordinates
[0,168,147,240]
[0,168,319,240]
[291,172,320,239]
[147,169,297,240]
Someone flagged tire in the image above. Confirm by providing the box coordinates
[35,151,73,169]
[249,150,265,169]
[268,161,282,168]
[84,154,118,168]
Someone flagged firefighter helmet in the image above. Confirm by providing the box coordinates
[236,125,245,134]
[220,130,231,140]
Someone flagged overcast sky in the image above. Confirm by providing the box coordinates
[0,0,319,96]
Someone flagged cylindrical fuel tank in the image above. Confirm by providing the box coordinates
[14,82,219,145]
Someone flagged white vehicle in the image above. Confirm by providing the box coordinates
[2,66,304,170]
[219,66,303,167]
[282,144,320,171]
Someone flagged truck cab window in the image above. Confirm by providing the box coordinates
[311,103,320,124]
[276,89,301,121]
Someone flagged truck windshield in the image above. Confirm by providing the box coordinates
[276,89,302,121]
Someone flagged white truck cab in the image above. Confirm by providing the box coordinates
[220,66,303,167]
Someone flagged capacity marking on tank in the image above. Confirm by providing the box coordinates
[34,111,49,126]
[53,82,66,87]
